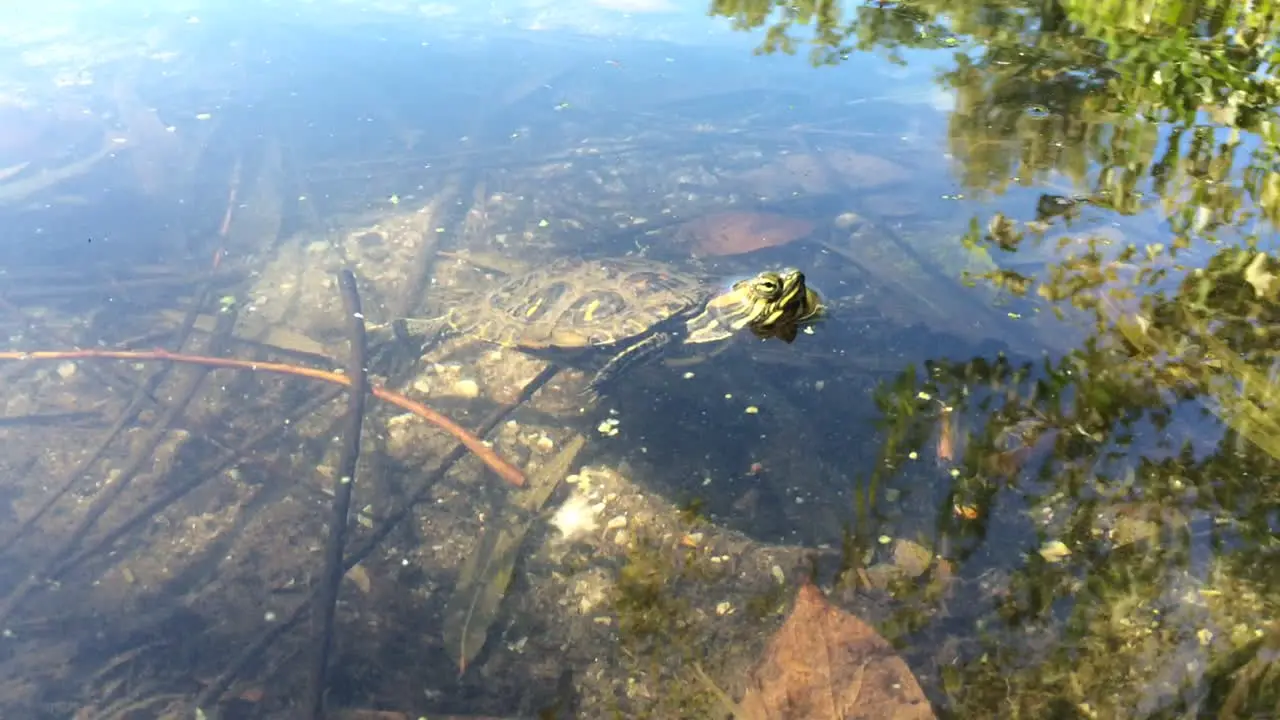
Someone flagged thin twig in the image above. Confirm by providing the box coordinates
[194,364,560,713]
[0,347,524,487]
[307,270,369,719]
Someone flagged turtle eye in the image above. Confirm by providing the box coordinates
[755,278,779,296]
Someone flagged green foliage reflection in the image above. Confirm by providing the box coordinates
[709,0,1280,715]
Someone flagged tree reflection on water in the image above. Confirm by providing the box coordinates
[709,0,1280,715]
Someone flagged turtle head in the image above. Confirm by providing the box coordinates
[687,268,825,344]
[738,268,824,343]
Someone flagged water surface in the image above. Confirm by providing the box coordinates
[0,0,1274,717]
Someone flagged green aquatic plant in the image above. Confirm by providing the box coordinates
[610,531,729,719]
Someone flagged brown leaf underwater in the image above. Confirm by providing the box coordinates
[738,582,936,720]
[675,211,816,257]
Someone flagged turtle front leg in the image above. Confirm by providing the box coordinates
[584,332,673,397]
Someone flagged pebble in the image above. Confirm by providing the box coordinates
[534,435,555,452]
[412,378,431,394]
[451,379,480,398]
[891,539,933,578]
[834,211,862,228]
[605,515,627,531]
[56,362,77,379]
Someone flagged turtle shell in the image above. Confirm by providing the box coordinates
[443,256,710,357]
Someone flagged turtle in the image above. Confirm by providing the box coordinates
[391,255,824,396]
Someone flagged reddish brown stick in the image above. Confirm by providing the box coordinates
[0,347,525,487]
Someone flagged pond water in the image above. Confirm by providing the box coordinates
[0,1,1275,718]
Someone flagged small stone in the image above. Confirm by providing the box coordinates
[605,515,627,531]
[863,562,904,590]
[451,379,480,398]
[716,601,733,616]
[744,405,759,414]
[534,435,555,452]
[891,539,933,579]
[345,564,372,594]
[412,378,431,394]
[834,211,862,229]
[1038,540,1072,563]
[56,362,77,379]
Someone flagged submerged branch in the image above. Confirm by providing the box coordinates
[307,269,370,719]
[0,347,525,487]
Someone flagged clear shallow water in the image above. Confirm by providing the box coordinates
[0,1,1274,718]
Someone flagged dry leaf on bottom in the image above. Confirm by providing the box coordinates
[738,582,936,720]
[675,211,816,257]
[442,435,587,674]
